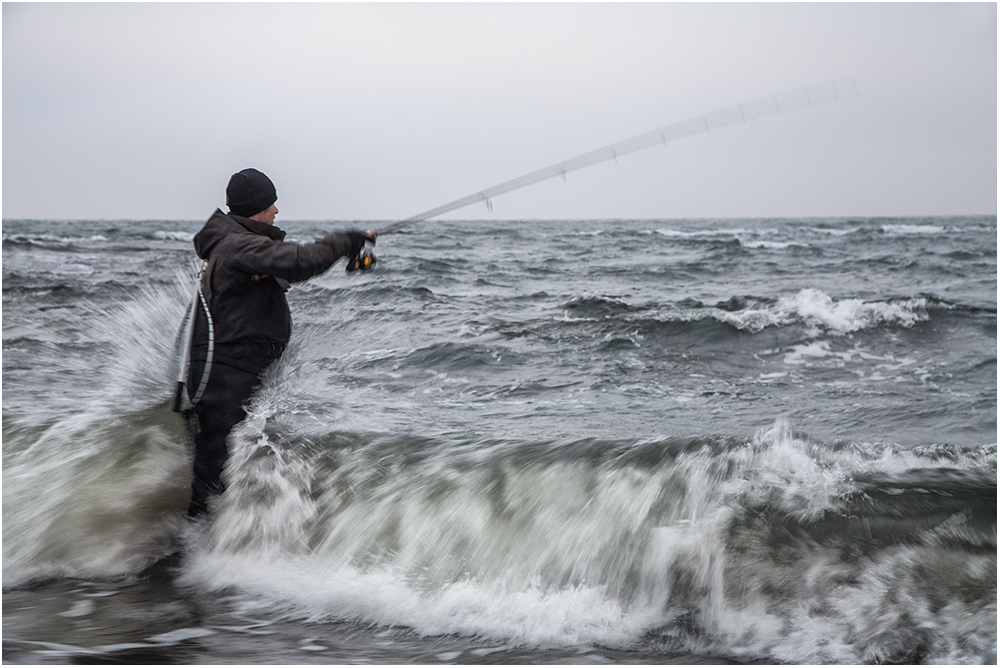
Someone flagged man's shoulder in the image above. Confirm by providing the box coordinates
[199,211,286,253]
[212,229,275,258]
[227,212,287,241]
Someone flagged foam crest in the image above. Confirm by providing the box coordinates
[178,416,993,660]
[781,288,928,332]
[182,413,736,645]
[654,227,749,238]
[152,230,195,241]
[2,233,110,246]
[696,289,930,334]
[739,239,799,250]
[881,224,947,236]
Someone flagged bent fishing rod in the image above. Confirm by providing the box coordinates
[346,78,859,272]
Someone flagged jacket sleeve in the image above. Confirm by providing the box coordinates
[226,232,357,283]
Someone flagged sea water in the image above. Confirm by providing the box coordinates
[3,216,996,663]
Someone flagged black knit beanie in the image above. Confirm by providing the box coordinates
[226,168,277,218]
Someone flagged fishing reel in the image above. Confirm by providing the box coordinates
[346,243,377,272]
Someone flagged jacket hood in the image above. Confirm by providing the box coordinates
[194,209,286,259]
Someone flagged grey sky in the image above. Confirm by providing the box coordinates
[3,2,996,221]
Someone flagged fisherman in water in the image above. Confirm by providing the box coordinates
[179,168,375,518]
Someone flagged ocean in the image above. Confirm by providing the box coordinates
[2,215,996,664]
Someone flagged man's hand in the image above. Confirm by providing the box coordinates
[343,230,376,257]
[340,229,378,272]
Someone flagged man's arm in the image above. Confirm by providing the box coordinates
[228,231,374,283]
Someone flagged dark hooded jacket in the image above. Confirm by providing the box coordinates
[190,209,357,374]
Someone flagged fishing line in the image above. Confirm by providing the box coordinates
[378,78,859,235]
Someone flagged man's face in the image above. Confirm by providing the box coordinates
[249,204,278,225]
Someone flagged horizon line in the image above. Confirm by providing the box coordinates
[3,213,996,224]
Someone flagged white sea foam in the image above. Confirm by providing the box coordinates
[173,416,994,662]
[153,230,195,241]
[3,233,109,245]
[654,228,792,249]
[705,306,783,333]
[782,340,855,366]
[691,289,929,334]
[182,555,656,647]
[779,288,928,333]
[881,224,947,236]
[179,407,728,646]
[739,239,801,250]
[806,226,862,236]
[654,227,748,238]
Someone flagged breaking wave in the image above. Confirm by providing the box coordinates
[561,288,932,334]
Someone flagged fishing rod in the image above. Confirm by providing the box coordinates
[346,78,859,271]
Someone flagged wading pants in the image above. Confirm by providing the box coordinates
[187,362,261,518]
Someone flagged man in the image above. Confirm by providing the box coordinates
[181,168,374,517]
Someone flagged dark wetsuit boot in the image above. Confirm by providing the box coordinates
[187,363,261,518]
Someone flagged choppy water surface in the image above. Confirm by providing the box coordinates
[3,216,996,663]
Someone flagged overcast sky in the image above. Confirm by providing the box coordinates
[3,2,996,221]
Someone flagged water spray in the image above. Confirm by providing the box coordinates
[346,78,860,271]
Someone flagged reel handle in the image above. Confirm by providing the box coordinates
[346,244,377,272]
